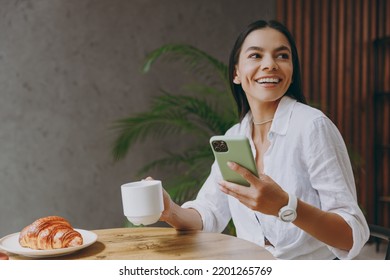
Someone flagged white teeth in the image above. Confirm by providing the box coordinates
[256,78,280,84]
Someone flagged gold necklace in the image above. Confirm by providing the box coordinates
[253,118,273,125]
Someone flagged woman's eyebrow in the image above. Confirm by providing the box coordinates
[245,46,263,53]
[245,45,291,53]
[275,45,291,53]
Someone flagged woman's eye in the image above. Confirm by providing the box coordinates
[276,53,290,59]
[249,53,261,59]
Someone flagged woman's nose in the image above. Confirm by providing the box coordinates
[261,55,278,71]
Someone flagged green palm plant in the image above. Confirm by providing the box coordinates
[111,44,238,212]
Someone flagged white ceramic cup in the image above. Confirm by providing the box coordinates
[120,180,164,226]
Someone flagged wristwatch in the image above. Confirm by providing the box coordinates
[278,193,298,222]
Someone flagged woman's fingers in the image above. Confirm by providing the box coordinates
[219,180,260,210]
[219,179,248,195]
[220,164,284,214]
[227,161,260,185]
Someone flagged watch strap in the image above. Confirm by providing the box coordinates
[287,193,297,210]
[278,193,297,222]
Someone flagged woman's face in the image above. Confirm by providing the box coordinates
[234,27,293,104]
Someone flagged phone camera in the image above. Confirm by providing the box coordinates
[212,140,228,152]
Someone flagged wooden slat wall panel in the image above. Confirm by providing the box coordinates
[277,0,390,227]
[376,0,390,225]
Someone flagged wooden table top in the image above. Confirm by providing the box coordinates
[6,227,274,260]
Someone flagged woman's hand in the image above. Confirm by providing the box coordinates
[159,188,174,222]
[143,176,202,230]
[218,162,288,216]
[143,176,172,222]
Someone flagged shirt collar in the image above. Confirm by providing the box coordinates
[242,95,297,136]
[270,95,297,136]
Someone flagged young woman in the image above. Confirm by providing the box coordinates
[152,20,369,260]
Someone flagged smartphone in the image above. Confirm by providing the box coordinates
[210,135,258,186]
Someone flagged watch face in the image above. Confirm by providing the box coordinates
[281,209,297,222]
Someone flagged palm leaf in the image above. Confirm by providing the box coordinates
[152,92,236,134]
[111,90,237,160]
[182,84,238,115]
[142,44,229,87]
[111,110,209,160]
[137,144,213,176]
[163,175,205,205]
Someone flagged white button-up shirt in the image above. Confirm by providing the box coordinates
[182,96,369,259]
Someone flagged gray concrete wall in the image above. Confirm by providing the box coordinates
[0,0,275,237]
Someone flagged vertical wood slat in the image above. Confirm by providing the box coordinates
[312,1,321,108]
[353,0,362,207]
[276,0,390,227]
[302,0,312,103]
[380,0,390,226]
[329,0,339,122]
[375,0,390,226]
[336,0,345,134]
[320,0,330,112]
[361,0,371,216]
[367,0,376,224]
[344,0,353,146]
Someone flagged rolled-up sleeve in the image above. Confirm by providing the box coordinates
[304,117,370,259]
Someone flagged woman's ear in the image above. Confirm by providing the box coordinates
[233,69,241,84]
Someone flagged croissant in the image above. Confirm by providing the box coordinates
[19,216,83,250]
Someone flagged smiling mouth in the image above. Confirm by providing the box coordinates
[255,77,281,84]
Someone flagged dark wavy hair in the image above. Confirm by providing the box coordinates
[228,20,306,121]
